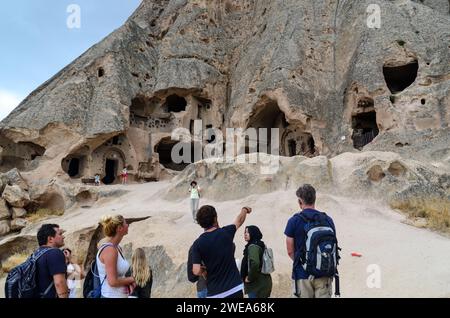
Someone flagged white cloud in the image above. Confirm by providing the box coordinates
[0,90,23,121]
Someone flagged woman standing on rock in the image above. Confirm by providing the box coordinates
[241,225,272,298]
[189,181,201,222]
[97,215,135,298]
[121,167,128,185]
[127,248,153,298]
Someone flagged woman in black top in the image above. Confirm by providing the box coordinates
[128,248,153,298]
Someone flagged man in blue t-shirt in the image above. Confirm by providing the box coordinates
[191,205,252,298]
[284,184,336,298]
[35,224,69,298]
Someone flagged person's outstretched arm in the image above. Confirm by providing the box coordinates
[233,207,252,230]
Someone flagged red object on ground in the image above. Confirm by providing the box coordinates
[351,252,362,257]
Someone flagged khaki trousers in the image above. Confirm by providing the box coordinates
[295,277,333,298]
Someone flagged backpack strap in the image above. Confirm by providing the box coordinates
[334,269,341,297]
[95,243,114,284]
[296,211,333,230]
[294,211,316,226]
[41,281,55,298]
[34,247,59,298]
[116,246,125,260]
[97,243,114,256]
[293,211,334,267]
[32,246,55,261]
[98,243,124,259]
[292,213,307,266]
[96,243,124,285]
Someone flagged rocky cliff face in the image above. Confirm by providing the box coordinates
[0,0,449,186]
[1,0,450,297]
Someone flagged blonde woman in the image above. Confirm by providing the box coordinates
[97,215,135,298]
[128,248,153,298]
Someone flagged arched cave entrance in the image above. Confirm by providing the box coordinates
[62,155,87,178]
[166,94,187,113]
[68,158,80,177]
[156,138,201,171]
[247,100,317,157]
[352,111,379,150]
[0,138,46,172]
[103,159,118,185]
[100,149,125,185]
[246,100,287,154]
[383,60,418,94]
[283,132,316,157]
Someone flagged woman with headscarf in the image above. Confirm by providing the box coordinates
[240,225,272,298]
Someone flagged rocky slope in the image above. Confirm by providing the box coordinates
[1,152,449,297]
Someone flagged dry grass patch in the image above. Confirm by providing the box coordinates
[391,197,450,232]
[0,253,29,277]
[25,209,64,223]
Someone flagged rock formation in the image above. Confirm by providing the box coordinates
[0,0,449,297]
[0,0,448,186]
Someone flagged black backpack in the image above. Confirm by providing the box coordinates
[296,212,341,296]
[82,259,102,298]
[5,248,56,298]
[83,243,116,298]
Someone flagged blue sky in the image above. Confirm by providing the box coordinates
[0,0,142,121]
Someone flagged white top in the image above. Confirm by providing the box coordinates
[190,186,200,199]
[96,244,130,298]
[66,264,77,298]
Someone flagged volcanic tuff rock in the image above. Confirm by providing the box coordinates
[0,0,448,186]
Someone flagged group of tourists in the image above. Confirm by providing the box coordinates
[187,183,339,298]
[5,183,339,299]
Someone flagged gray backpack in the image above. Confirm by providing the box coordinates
[261,247,275,275]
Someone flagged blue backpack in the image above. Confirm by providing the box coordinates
[5,248,56,298]
[83,243,116,298]
[296,212,341,296]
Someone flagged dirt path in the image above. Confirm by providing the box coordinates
[3,181,450,297]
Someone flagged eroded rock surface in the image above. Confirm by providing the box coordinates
[0,0,448,186]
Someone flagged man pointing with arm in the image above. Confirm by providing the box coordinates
[191,205,252,298]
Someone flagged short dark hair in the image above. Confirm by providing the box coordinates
[296,184,316,205]
[196,205,217,229]
[62,248,72,254]
[190,181,197,186]
[37,224,60,246]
